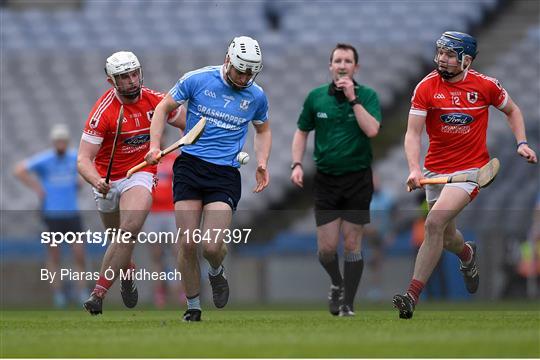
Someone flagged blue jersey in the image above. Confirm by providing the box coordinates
[169,66,269,167]
[26,149,79,217]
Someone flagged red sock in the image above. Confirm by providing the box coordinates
[124,262,136,280]
[457,243,472,264]
[407,279,425,305]
[93,275,113,298]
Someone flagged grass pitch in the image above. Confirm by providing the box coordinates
[1,303,539,358]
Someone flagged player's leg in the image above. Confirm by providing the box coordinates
[46,246,65,308]
[84,188,120,315]
[175,199,203,321]
[201,201,232,309]
[43,217,66,308]
[115,185,153,308]
[85,184,152,315]
[393,186,469,319]
[71,241,87,303]
[150,241,166,308]
[443,218,479,294]
[144,213,166,308]
[339,220,364,316]
[66,215,88,304]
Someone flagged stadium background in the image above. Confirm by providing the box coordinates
[1,0,539,310]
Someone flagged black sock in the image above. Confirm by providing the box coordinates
[344,253,364,307]
[318,252,343,287]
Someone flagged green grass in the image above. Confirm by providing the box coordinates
[1,304,539,358]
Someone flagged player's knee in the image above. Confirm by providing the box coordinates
[443,229,457,247]
[202,245,221,261]
[119,219,143,235]
[343,240,361,253]
[424,216,445,238]
[343,233,361,253]
[180,240,197,257]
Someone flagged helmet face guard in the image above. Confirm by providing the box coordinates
[105,51,143,98]
[226,36,263,89]
[434,31,478,79]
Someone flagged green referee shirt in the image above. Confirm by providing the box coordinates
[297,82,382,175]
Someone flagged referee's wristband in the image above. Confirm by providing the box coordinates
[517,141,528,149]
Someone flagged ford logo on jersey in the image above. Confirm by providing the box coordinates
[124,134,150,146]
[440,113,474,126]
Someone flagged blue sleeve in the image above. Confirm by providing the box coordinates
[253,92,269,123]
[169,72,195,103]
[25,151,50,177]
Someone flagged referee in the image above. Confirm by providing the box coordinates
[291,43,381,316]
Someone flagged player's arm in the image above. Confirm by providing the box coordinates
[167,104,187,131]
[13,161,44,199]
[290,129,309,188]
[500,96,537,164]
[77,139,110,194]
[253,120,271,193]
[404,114,426,189]
[146,94,180,164]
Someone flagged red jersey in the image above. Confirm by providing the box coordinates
[151,155,176,212]
[82,87,174,181]
[410,69,508,173]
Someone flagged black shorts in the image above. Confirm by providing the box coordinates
[42,215,83,233]
[173,152,241,210]
[314,168,373,226]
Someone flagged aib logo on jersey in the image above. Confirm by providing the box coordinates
[124,134,150,146]
[440,113,474,126]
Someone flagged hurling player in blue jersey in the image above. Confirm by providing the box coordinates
[146,36,272,321]
[14,124,87,307]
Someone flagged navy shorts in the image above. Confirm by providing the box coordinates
[314,167,373,226]
[43,215,83,233]
[173,152,241,210]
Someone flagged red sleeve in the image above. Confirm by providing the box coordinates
[410,79,431,116]
[82,91,114,145]
[483,76,508,109]
[145,88,178,121]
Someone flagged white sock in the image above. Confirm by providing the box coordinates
[208,264,223,277]
[186,295,201,310]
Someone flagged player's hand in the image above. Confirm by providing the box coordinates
[145,147,161,165]
[290,166,304,188]
[406,169,424,192]
[254,164,269,193]
[517,143,538,164]
[335,76,356,101]
[94,178,111,194]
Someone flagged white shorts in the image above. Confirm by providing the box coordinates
[93,172,155,213]
[424,168,480,204]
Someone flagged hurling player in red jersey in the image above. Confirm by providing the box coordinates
[78,51,184,315]
[393,32,537,319]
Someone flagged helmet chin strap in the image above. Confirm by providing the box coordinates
[225,63,257,89]
[436,60,470,80]
[111,69,143,99]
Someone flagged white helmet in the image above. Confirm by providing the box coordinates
[50,124,70,141]
[226,36,263,88]
[105,51,143,98]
